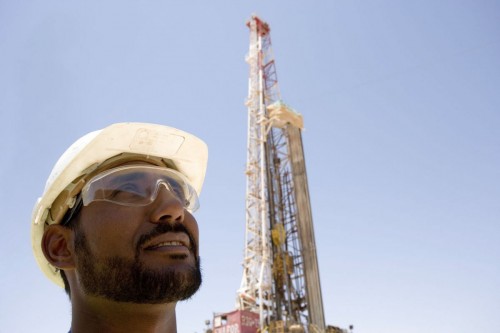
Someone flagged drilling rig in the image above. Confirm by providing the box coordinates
[212,16,342,333]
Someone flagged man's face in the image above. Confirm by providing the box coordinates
[71,163,202,304]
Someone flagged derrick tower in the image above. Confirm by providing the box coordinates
[235,15,325,332]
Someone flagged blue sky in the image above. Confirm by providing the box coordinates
[1,1,499,332]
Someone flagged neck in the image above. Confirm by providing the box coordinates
[71,294,177,333]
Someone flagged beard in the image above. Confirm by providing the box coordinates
[73,223,202,304]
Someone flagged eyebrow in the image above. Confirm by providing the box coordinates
[102,169,185,191]
[106,172,149,186]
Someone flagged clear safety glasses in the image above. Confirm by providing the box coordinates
[81,165,200,212]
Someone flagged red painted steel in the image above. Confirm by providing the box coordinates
[213,310,260,333]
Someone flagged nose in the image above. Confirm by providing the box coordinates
[149,183,185,224]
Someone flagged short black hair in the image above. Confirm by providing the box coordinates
[58,196,83,297]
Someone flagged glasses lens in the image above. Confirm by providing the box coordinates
[82,165,199,212]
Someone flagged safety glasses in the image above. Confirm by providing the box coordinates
[81,165,199,212]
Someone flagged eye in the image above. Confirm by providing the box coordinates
[170,183,186,200]
[161,178,187,203]
[110,183,144,200]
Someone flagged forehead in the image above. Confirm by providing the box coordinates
[95,160,167,175]
[92,162,183,184]
[118,160,162,167]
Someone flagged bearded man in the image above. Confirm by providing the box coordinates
[32,123,208,333]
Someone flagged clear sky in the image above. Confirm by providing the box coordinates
[1,1,499,332]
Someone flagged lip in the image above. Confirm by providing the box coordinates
[142,233,191,251]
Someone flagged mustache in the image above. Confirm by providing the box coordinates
[136,222,198,253]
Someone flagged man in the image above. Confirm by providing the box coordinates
[31,122,208,333]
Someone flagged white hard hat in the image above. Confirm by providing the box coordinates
[31,122,208,287]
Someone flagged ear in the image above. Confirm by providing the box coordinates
[41,225,76,270]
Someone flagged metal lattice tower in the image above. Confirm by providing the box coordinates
[237,15,326,333]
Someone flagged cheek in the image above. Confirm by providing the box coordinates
[184,212,200,252]
[78,204,144,255]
